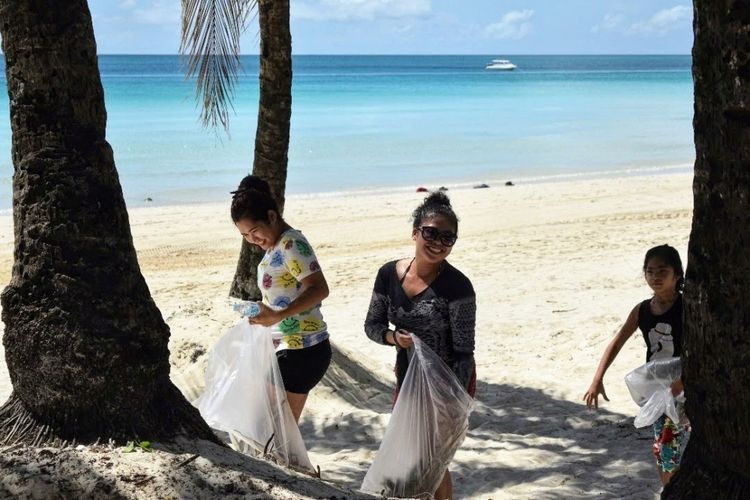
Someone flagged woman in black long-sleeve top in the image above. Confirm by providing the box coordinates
[364,191,476,500]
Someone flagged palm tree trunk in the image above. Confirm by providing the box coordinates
[0,0,218,445]
[230,0,292,300]
[663,1,750,497]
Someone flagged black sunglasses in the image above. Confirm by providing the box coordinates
[416,226,458,247]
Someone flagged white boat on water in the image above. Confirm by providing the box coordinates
[485,59,517,71]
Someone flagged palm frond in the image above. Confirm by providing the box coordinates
[180,0,257,131]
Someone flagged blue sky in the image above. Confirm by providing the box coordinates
[89,0,692,54]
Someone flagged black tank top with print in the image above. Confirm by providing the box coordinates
[638,294,683,362]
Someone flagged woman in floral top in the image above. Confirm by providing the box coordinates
[231,175,331,423]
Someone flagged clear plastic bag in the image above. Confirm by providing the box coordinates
[361,335,475,498]
[624,357,683,428]
[194,321,314,472]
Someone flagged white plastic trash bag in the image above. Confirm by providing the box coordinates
[624,357,683,428]
[195,320,314,472]
[361,335,475,498]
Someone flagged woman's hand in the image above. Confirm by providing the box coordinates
[248,303,282,327]
[671,377,684,397]
[583,379,609,409]
[394,329,413,349]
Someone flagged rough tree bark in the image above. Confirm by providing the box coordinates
[663,1,750,497]
[229,0,292,300]
[0,0,218,445]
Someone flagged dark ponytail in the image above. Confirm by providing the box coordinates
[412,191,459,232]
[230,175,279,223]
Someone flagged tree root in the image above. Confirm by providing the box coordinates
[0,382,224,448]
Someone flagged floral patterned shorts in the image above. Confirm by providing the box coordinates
[652,412,690,473]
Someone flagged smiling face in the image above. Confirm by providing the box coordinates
[235,211,282,251]
[412,215,457,264]
[644,257,679,296]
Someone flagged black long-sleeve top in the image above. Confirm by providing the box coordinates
[364,260,476,390]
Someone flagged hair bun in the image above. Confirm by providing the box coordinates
[423,191,451,208]
[230,175,280,223]
[231,175,272,199]
[237,175,270,193]
[412,189,458,230]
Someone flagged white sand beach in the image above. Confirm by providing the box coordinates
[0,171,693,498]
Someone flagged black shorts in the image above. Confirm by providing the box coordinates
[276,339,332,394]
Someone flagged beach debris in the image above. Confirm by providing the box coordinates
[505,181,514,186]
[473,183,490,189]
[0,443,23,454]
[177,454,200,468]
[416,186,428,192]
[120,473,154,486]
[134,476,155,487]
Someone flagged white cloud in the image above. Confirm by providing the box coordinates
[591,13,623,34]
[119,0,137,9]
[292,0,431,21]
[628,5,691,35]
[484,9,534,40]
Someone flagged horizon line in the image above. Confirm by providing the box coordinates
[0,52,694,58]
[88,52,692,57]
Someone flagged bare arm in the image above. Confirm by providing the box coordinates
[583,304,640,409]
[671,377,684,397]
[250,271,329,327]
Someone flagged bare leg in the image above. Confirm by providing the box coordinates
[659,468,675,486]
[434,470,452,500]
[286,391,308,424]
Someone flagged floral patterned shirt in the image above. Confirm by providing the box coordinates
[258,228,328,351]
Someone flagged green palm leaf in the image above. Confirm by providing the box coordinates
[180,0,257,131]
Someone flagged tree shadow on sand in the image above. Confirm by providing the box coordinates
[162,438,371,499]
[174,342,659,498]
[303,371,662,499]
[318,343,394,413]
[0,440,368,499]
[452,380,661,499]
[298,342,395,491]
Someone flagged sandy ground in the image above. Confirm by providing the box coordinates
[0,171,694,498]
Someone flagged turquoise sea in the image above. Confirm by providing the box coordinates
[0,55,694,210]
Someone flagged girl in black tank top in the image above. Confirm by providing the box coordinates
[638,294,683,362]
[582,244,688,486]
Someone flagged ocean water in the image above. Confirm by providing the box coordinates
[0,55,694,210]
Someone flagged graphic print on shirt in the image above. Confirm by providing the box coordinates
[270,250,284,267]
[278,272,297,288]
[256,229,328,351]
[273,296,292,308]
[648,322,675,360]
[289,259,304,277]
